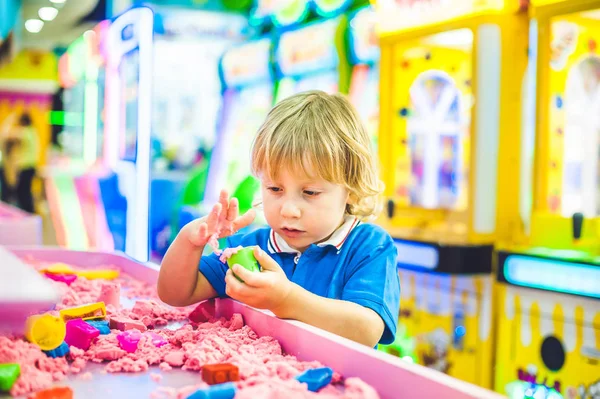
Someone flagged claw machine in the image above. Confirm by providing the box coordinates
[203,37,275,225]
[495,1,600,397]
[348,5,380,152]
[374,0,529,389]
[105,6,249,262]
[46,21,116,251]
[274,13,351,102]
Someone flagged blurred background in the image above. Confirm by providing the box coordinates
[0,1,598,398]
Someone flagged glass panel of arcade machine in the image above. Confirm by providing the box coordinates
[548,10,600,221]
[62,80,86,161]
[121,48,140,162]
[392,29,473,213]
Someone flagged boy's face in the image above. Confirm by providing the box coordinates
[260,167,349,252]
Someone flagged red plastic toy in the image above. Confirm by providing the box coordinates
[31,386,73,399]
[202,363,239,385]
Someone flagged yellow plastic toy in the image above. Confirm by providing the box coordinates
[494,1,600,397]
[41,263,119,280]
[59,302,106,322]
[25,314,66,351]
[373,0,529,389]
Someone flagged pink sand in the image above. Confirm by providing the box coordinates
[218,246,243,263]
[1,260,381,398]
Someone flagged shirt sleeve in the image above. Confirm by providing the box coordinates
[341,241,400,345]
[198,235,241,298]
[197,229,264,297]
[199,250,229,298]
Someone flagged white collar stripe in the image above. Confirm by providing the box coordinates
[334,217,360,249]
[267,216,360,254]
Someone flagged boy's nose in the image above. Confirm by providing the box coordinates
[280,199,301,218]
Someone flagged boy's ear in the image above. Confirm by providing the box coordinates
[347,191,358,205]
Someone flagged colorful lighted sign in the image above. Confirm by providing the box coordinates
[157,7,249,39]
[349,7,379,65]
[313,0,352,17]
[276,17,341,77]
[250,0,310,28]
[373,0,514,34]
[504,255,600,298]
[221,38,272,88]
[394,240,439,270]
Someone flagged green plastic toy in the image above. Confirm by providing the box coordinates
[226,247,261,282]
[0,363,20,392]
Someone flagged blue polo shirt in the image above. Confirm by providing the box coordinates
[199,216,400,345]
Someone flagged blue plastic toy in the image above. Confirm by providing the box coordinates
[86,320,111,335]
[43,341,70,358]
[295,367,334,392]
[186,382,236,399]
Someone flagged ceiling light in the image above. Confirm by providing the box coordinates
[25,19,44,33]
[49,0,66,3]
[39,7,58,21]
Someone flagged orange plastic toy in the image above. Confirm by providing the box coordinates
[31,386,73,399]
[202,363,239,385]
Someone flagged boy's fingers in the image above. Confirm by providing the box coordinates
[218,190,229,223]
[227,197,239,222]
[189,222,207,246]
[254,246,283,272]
[231,264,263,287]
[232,209,256,232]
[225,269,251,297]
[206,203,222,231]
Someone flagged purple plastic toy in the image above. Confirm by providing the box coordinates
[117,330,142,353]
[146,332,167,348]
[43,273,77,286]
[64,319,100,350]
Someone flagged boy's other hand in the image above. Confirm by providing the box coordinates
[187,189,255,247]
[224,246,294,313]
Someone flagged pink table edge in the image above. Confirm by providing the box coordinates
[4,245,507,399]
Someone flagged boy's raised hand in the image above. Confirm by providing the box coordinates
[187,190,256,248]
[224,246,294,313]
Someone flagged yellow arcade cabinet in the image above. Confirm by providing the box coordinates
[373,0,529,389]
[495,1,600,397]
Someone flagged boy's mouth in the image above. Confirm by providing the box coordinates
[281,227,305,238]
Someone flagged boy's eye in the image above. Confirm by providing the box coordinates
[267,187,282,192]
[303,190,320,197]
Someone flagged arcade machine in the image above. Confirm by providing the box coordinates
[105,6,154,262]
[274,12,351,102]
[374,0,529,389]
[203,37,275,221]
[47,21,116,251]
[347,6,379,152]
[149,6,250,260]
[248,0,311,28]
[495,1,600,397]
[105,6,249,262]
[182,0,355,236]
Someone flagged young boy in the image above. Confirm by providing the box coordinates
[159,91,400,347]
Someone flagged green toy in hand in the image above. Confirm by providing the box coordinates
[226,247,261,282]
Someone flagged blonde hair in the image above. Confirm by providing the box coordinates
[251,90,383,220]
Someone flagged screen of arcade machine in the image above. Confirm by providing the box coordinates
[96,66,106,160]
[348,7,379,152]
[391,29,473,212]
[120,48,140,163]
[275,17,344,102]
[206,38,274,215]
[62,80,86,161]
[547,10,600,222]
